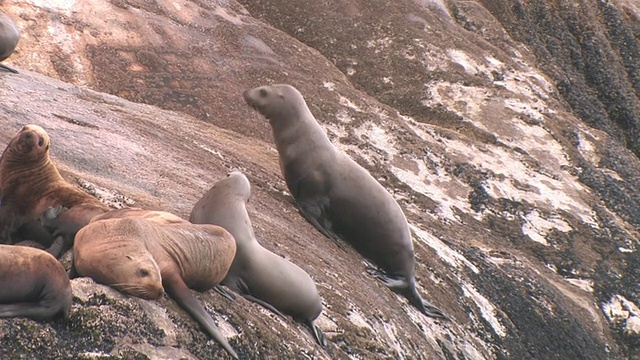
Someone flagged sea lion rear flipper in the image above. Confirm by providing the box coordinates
[0,64,18,74]
[214,285,236,301]
[241,294,286,318]
[367,267,449,320]
[164,275,239,359]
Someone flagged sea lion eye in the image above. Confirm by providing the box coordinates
[38,137,45,147]
[259,88,268,97]
[138,269,150,277]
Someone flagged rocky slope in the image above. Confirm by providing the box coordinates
[0,0,639,359]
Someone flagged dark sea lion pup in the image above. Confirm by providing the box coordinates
[244,84,447,319]
[40,206,186,254]
[0,244,72,320]
[74,216,239,359]
[0,11,20,74]
[0,124,109,258]
[190,171,327,346]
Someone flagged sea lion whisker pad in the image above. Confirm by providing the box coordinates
[243,84,448,320]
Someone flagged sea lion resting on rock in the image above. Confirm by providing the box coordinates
[73,214,239,359]
[244,84,447,319]
[41,206,187,251]
[0,11,20,74]
[0,244,72,320]
[190,171,327,346]
[0,124,109,258]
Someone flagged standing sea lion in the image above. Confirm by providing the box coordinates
[0,124,109,258]
[190,171,327,346]
[74,216,238,359]
[0,244,72,320]
[244,84,447,319]
[0,11,20,74]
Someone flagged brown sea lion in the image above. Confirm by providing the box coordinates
[0,11,20,74]
[74,216,238,359]
[244,84,447,319]
[0,124,109,258]
[0,244,72,320]
[190,171,327,346]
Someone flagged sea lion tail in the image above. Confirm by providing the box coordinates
[403,282,448,320]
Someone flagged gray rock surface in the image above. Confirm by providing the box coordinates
[0,0,639,359]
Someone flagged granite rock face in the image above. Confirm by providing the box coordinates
[0,0,639,359]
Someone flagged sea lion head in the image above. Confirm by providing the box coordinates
[75,219,165,300]
[98,250,164,300]
[223,171,251,202]
[243,84,306,123]
[6,124,50,162]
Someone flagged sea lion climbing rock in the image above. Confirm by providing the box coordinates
[244,84,447,319]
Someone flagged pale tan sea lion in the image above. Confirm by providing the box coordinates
[74,216,238,359]
[0,125,109,258]
[0,244,72,320]
[244,84,447,319]
[190,171,327,346]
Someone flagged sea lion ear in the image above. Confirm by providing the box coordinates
[126,255,134,260]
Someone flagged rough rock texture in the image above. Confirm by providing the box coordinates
[0,0,639,359]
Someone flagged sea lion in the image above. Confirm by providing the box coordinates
[0,124,109,258]
[41,206,188,257]
[74,216,238,359]
[244,84,447,319]
[0,11,20,74]
[90,207,189,224]
[190,171,327,346]
[0,244,72,320]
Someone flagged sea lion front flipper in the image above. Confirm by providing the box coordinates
[0,64,18,74]
[214,285,236,301]
[296,199,344,247]
[163,274,239,359]
[241,294,286,318]
[0,302,58,320]
[40,206,74,259]
[304,319,327,347]
[45,234,73,259]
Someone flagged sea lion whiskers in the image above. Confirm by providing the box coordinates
[111,282,164,300]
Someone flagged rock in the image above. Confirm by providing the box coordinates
[0,0,639,359]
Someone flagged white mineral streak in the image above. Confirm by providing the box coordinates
[411,225,479,273]
[462,284,507,337]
